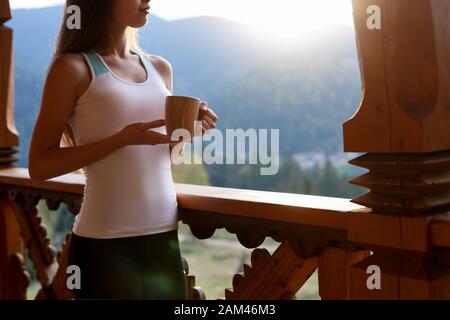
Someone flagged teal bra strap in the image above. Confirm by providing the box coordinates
[130,49,166,85]
[84,51,109,76]
[85,49,164,82]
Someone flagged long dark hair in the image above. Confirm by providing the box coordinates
[53,1,144,172]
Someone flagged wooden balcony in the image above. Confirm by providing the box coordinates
[1,0,450,300]
[1,167,450,299]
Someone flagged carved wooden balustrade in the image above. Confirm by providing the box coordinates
[0,168,450,299]
[1,0,450,300]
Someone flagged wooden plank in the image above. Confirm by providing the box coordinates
[0,167,364,230]
[348,210,436,252]
[0,167,85,193]
[397,252,450,299]
[399,269,450,300]
[430,215,450,248]
[318,247,370,299]
[347,210,403,249]
[349,251,450,299]
[400,215,434,252]
[176,183,355,229]
[349,254,400,299]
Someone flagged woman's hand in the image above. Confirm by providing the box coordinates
[117,119,180,147]
[198,101,219,135]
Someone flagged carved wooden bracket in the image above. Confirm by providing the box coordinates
[179,208,360,259]
[9,252,30,299]
[182,256,206,300]
[10,205,58,293]
[36,232,75,299]
[0,185,82,213]
[224,241,317,300]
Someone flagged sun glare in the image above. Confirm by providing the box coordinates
[247,0,353,38]
[10,0,354,40]
[153,0,354,39]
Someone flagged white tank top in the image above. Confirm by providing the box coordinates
[68,49,179,239]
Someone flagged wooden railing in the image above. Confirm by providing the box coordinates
[1,0,450,300]
[0,167,449,299]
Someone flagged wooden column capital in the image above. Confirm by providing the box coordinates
[344,0,450,153]
[345,0,450,216]
[344,0,450,299]
[0,0,11,24]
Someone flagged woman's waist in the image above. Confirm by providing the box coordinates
[84,156,173,182]
[80,193,178,210]
[82,177,176,198]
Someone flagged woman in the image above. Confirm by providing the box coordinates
[28,0,218,299]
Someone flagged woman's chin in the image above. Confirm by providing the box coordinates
[130,18,149,29]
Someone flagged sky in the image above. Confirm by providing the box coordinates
[10,0,354,38]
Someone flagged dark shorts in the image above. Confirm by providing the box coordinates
[67,229,187,300]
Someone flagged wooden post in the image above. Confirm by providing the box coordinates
[0,0,25,299]
[0,0,18,166]
[0,196,30,299]
[344,0,450,299]
[318,247,370,300]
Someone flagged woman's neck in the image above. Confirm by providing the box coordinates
[93,24,129,57]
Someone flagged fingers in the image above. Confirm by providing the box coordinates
[198,103,217,135]
[169,140,186,148]
[205,108,219,122]
[149,131,181,144]
[200,109,219,124]
[199,101,208,111]
[198,104,218,128]
[201,123,211,135]
[198,103,208,120]
[199,102,219,122]
[144,119,166,129]
[202,116,215,129]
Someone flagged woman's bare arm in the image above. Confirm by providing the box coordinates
[28,54,126,181]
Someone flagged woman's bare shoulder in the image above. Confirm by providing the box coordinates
[146,54,173,91]
[146,54,172,75]
[48,53,91,98]
[49,53,87,75]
